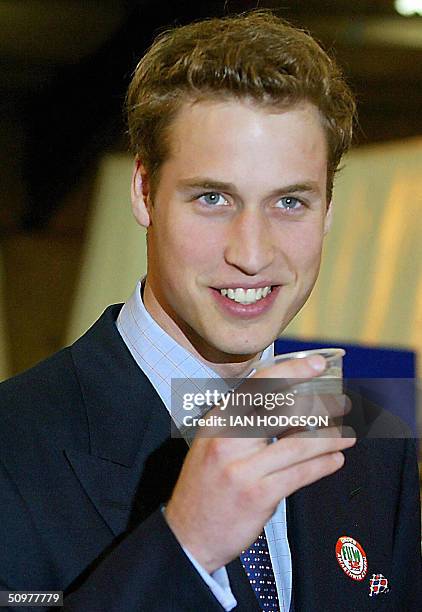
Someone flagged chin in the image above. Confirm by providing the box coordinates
[213,337,271,358]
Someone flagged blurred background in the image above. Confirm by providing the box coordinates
[0,0,421,437]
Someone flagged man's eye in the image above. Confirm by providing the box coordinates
[198,192,228,206]
[276,196,303,211]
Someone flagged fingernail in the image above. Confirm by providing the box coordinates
[308,355,326,372]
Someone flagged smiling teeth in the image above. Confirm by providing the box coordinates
[220,286,272,304]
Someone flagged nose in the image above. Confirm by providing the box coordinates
[224,209,275,276]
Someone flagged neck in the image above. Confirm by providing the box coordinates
[142,280,261,378]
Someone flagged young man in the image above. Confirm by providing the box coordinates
[0,11,420,611]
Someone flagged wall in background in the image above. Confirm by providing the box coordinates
[66,154,147,343]
[285,137,422,375]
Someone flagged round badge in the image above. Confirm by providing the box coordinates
[335,536,368,581]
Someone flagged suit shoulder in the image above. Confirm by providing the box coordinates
[0,347,87,449]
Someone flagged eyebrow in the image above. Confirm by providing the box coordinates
[177,177,322,198]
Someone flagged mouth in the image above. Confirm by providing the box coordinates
[218,285,273,305]
[210,284,281,317]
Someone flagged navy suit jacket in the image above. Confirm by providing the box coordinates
[0,305,420,611]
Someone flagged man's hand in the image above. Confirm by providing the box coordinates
[165,355,356,573]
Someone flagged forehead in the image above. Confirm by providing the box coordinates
[161,97,328,191]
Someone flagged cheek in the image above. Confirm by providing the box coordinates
[172,217,225,262]
[282,225,324,273]
[158,216,224,279]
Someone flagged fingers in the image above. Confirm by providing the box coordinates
[237,427,356,480]
[263,450,346,501]
[232,449,348,514]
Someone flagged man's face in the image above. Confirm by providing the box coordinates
[133,99,332,362]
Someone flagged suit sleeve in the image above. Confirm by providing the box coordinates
[62,508,227,612]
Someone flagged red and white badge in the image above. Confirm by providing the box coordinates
[335,536,368,581]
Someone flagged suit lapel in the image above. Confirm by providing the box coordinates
[68,305,188,536]
[227,559,262,611]
[65,433,189,537]
[65,449,142,536]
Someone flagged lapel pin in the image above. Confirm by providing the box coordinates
[369,574,390,596]
[335,536,368,581]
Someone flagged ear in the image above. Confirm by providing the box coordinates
[323,199,333,235]
[131,159,152,228]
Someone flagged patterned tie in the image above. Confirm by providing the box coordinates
[241,532,281,611]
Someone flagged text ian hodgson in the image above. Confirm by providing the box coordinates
[182,414,330,428]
